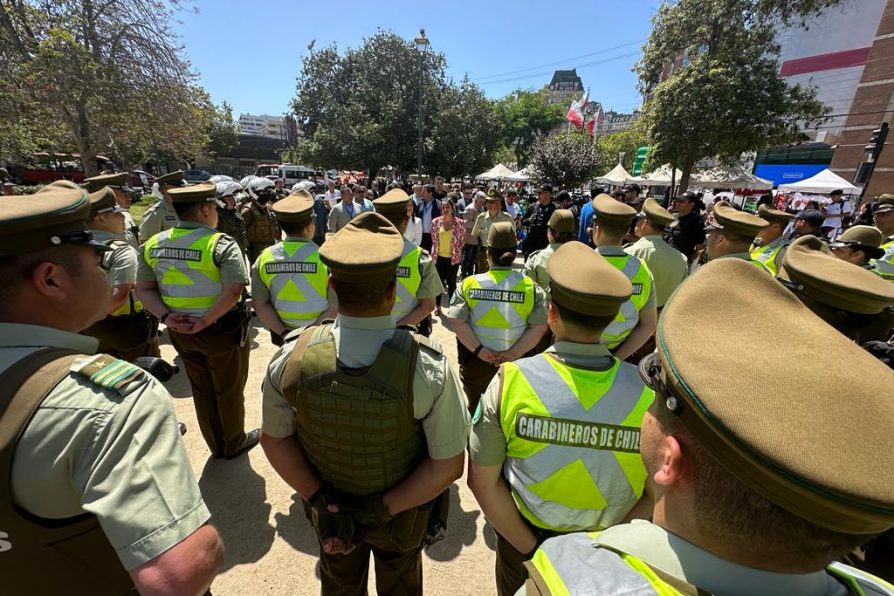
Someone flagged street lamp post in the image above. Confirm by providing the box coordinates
[414,28,429,180]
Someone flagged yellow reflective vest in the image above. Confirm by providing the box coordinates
[144,227,223,316]
[459,268,535,351]
[598,252,653,349]
[750,236,789,276]
[258,240,328,329]
[873,239,894,281]
[391,240,423,320]
[500,353,654,532]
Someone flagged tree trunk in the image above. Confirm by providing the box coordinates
[678,158,695,198]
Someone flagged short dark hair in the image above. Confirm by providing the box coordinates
[556,191,571,203]
[487,247,516,267]
[424,184,436,194]
[0,246,84,308]
[590,187,605,198]
[551,298,615,332]
[173,201,204,218]
[279,219,313,237]
[331,278,395,311]
[596,218,629,237]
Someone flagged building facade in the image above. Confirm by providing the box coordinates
[236,114,297,142]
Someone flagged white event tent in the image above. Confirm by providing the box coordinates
[504,167,533,182]
[476,164,515,181]
[777,168,860,194]
[596,163,633,186]
[691,165,773,190]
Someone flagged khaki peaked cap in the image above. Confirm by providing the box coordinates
[487,221,518,250]
[829,225,884,261]
[372,188,411,215]
[641,197,674,227]
[273,190,315,224]
[485,188,502,202]
[779,235,894,315]
[156,170,184,186]
[547,242,631,316]
[167,181,216,203]
[319,212,404,282]
[38,180,82,192]
[656,258,894,534]
[593,193,636,225]
[88,186,127,216]
[84,172,127,192]
[757,204,794,224]
[707,201,768,237]
[0,187,111,256]
[548,209,576,234]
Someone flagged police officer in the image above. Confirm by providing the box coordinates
[703,201,770,270]
[260,212,470,596]
[471,189,514,274]
[373,188,443,331]
[138,170,183,243]
[750,204,795,275]
[252,190,335,346]
[448,222,548,413]
[83,172,140,249]
[591,194,657,360]
[778,235,894,343]
[468,242,656,596]
[522,184,556,258]
[523,259,894,596]
[81,186,161,362]
[216,180,248,254]
[626,198,688,309]
[242,177,281,263]
[0,186,223,594]
[523,209,577,297]
[872,202,894,280]
[136,181,259,459]
[829,225,886,269]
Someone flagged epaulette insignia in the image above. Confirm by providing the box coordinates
[72,354,141,391]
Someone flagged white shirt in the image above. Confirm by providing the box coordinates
[506,201,519,220]
[324,189,341,208]
[404,216,423,245]
[822,200,852,230]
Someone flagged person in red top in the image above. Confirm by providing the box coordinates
[431,200,466,315]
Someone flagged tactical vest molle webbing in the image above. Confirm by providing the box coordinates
[750,238,787,276]
[282,324,428,496]
[258,241,329,329]
[599,254,653,349]
[462,269,535,351]
[144,227,224,316]
[102,239,143,317]
[526,532,894,596]
[0,349,135,595]
[873,240,894,281]
[246,203,278,245]
[391,241,423,320]
[501,354,653,532]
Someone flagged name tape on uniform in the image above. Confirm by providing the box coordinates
[468,288,526,303]
[631,283,643,295]
[265,262,318,274]
[397,266,411,278]
[149,247,202,261]
[516,413,641,453]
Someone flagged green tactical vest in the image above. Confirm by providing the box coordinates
[0,349,135,595]
[872,239,894,281]
[461,268,535,351]
[143,227,224,316]
[600,254,653,349]
[101,239,144,317]
[391,240,423,320]
[282,324,428,496]
[527,531,894,596]
[501,354,654,532]
[258,240,329,329]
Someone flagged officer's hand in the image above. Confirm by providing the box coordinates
[335,494,393,528]
[321,536,358,555]
[497,349,518,363]
[180,316,210,335]
[479,347,501,365]
[164,313,193,333]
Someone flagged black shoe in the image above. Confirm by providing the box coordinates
[178,422,187,436]
[225,428,260,460]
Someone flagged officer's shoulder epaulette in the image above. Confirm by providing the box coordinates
[71,354,143,393]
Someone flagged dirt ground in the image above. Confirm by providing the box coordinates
[160,311,500,596]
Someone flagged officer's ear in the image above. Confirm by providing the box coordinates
[384,279,396,302]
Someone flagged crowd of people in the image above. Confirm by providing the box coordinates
[1,167,893,596]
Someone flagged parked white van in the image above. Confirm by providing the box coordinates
[279,164,315,187]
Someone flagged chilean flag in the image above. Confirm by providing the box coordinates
[566,100,584,129]
[586,108,601,136]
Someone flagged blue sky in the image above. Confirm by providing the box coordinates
[173,0,662,118]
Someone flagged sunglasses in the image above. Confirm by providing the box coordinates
[637,353,684,416]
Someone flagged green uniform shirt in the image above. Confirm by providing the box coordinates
[122,211,139,250]
[2,323,210,571]
[625,235,688,308]
[596,246,657,310]
[137,198,178,243]
[447,266,548,324]
[137,220,249,285]
[262,314,471,460]
[249,235,336,305]
[92,229,138,286]
[469,341,614,466]
[415,248,444,300]
[472,210,514,246]
[524,242,560,296]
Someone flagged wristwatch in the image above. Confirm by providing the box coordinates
[160,312,171,324]
[473,344,483,357]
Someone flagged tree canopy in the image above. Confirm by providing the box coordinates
[494,89,566,168]
[635,0,840,189]
[529,131,600,190]
[0,0,218,174]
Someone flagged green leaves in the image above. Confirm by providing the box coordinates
[529,131,600,190]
